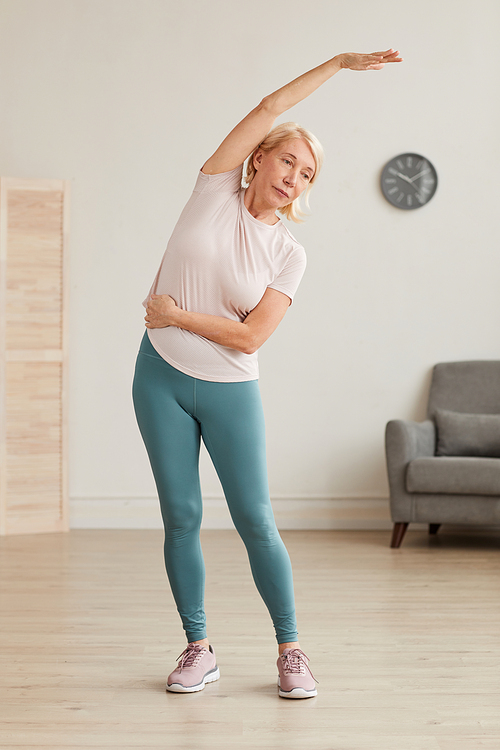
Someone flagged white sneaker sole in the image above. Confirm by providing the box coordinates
[277,676,317,699]
[166,666,220,693]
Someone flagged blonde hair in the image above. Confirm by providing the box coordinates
[245,122,324,223]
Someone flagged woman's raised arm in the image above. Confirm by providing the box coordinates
[201,49,402,176]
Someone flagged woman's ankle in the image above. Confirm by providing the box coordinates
[278,641,300,655]
[189,638,210,650]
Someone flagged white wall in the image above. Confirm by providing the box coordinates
[1,0,499,528]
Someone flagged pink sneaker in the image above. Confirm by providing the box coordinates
[277,648,317,699]
[166,644,220,693]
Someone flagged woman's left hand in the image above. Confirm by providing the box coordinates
[145,294,178,328]
[337,49,403,71]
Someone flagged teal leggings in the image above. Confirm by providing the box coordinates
[132,332,298,644]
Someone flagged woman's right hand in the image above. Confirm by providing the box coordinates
[336,49,403,71]
[145,294,179,329]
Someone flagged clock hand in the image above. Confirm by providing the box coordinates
[396,172,420,193]
[409,168,431,183]
[394,172,423,195]
[390,170,426,199]
[394,171,414,185]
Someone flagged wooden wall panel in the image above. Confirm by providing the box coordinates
[6,190,64,351]
[0,178,69,535]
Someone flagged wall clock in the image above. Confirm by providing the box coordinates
[381,153,438,209]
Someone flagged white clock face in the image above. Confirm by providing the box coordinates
[381,153,438,209]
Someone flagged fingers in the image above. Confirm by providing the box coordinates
[371,49,397,57]
[342,49,402,72]
[371,48,403,61]
[355,49,402,71]
[340,48,402,72]
[146,300,160,314]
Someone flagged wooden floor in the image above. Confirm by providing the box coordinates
[0,528,499,750]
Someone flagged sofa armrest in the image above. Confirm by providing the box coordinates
[385,419,436,522]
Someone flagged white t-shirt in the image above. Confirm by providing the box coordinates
[144,165,307,382]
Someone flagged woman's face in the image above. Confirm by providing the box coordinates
[252,138,315,209]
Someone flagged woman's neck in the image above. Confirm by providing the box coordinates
[244,186,280,226]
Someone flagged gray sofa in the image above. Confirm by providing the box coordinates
[385,361,500,548]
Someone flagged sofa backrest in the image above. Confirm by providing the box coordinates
[427,361,500,419]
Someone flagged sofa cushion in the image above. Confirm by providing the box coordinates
[406,456,500,496]
[435,409,500,457]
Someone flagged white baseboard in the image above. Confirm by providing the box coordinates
[69,495,401,530]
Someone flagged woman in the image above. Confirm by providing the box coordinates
[133,49,402,699]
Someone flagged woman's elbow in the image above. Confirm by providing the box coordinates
[259,94,281,118]
[239,330,260,355]
[240,342,259,356]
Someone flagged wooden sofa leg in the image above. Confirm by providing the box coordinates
[429,524,441,535]
[391,522,409,548]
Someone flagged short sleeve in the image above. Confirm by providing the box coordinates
[267,246,307,303]
[194,165,244,194]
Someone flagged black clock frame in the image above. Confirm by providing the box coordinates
[381,153,438,210]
